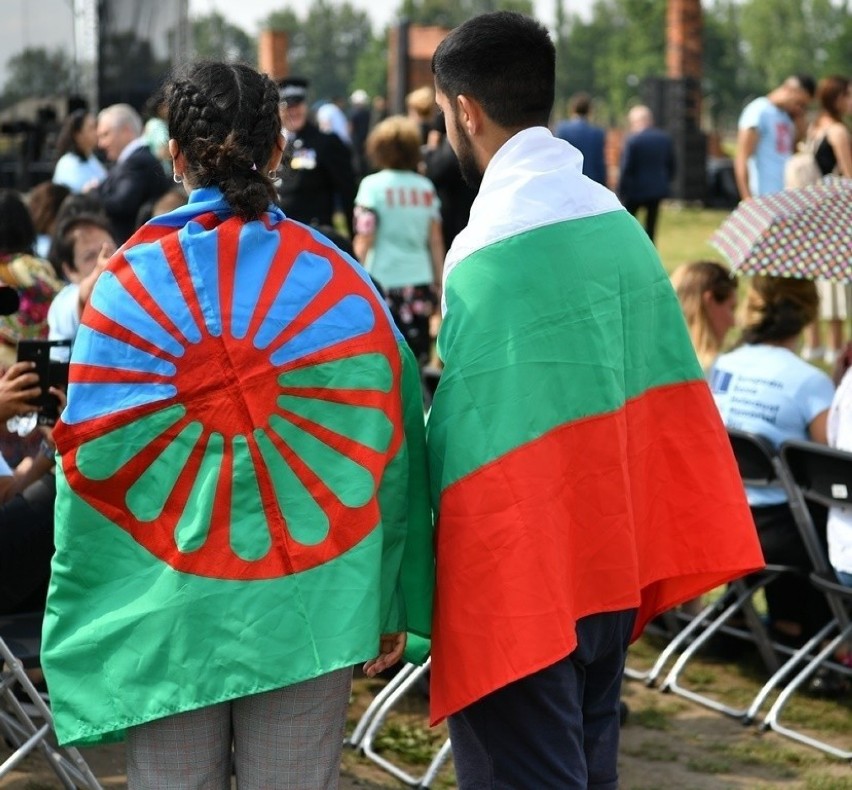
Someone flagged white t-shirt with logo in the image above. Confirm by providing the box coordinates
[738,96,795,197]
[710,344,834,506]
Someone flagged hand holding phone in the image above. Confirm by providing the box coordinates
[15,339,71,426]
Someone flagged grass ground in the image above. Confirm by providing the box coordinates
[654,203,730,274]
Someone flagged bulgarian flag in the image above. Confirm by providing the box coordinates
[41,188,433,746]
[426,128,763,724]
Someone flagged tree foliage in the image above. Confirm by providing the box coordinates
[265,0,374,101]
[1,48,74,108]
[738,0,848,88]
[192,12,258,64]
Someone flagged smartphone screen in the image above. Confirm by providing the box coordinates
[16,339,71,425]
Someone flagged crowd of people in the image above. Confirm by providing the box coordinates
[0,9,849,789]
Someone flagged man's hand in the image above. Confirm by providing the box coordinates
[0,362,40,422]
[363,632,407,677]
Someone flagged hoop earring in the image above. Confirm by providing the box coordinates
[267,170,277,180]
[173,172,183,184]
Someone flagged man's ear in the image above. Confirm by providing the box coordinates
[457,94,484,136]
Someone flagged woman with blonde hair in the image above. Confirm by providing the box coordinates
[354,115,444,367]
[711,276,834,647]
[669,260,738,373]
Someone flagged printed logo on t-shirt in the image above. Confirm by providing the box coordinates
[775,122,792,155]
[385,188,434,209]
[711,369,733,394]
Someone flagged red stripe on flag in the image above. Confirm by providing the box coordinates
[429,379,762,724]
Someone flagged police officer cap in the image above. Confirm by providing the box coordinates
[278,77,309,105]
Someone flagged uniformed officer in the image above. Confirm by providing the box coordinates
[277,77,356,235]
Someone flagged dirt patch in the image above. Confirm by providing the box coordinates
[3,640,851,788]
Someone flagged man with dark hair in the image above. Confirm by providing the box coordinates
[277,77,356,235]
[554,91,608,185]
[734,74,816,199]
[428,11,763,789]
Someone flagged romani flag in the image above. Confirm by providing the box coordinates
[426,128,763,724]
[41,188,433,746]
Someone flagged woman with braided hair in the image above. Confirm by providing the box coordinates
[40,61,434,788]
[710,276,833,648]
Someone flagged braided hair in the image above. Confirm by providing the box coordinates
[165,61,281,220]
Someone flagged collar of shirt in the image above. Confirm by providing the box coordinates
[117,137,146,165]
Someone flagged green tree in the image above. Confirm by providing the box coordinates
[702,0,762,130]
[553,1,600,120]
[1,47,73,107]
[351,31,389,100]
[738,0,848,88]
[191,12,258,64]
[265,1,374,101]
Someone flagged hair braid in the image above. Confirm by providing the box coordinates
[166,61,281,220]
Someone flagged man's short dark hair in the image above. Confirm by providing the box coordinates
[570,92,592,117]
[792,73,816,97]
[432,11,555,129]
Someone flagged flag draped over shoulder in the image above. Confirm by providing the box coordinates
[426,128,763,725]
[42,187,433,746]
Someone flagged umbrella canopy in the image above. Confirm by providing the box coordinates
[709,176,852,281]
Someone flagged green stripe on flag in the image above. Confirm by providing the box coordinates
[429,211,701,492]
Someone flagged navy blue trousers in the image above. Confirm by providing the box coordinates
[447,608,637,789]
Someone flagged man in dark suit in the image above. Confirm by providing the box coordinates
[617,105,675,243]
[554,92,607,186]
[277,77,356,236]
[92,104,171,244]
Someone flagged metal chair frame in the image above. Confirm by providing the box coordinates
[752,440,852,759]
[0,612,103,789]
[348,658,452,787]
[659,430,812,719]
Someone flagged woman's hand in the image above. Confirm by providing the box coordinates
[363,632,406,677]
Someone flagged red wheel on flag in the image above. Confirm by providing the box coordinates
[59,219,403,580]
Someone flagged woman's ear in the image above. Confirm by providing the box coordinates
[169,139,184,177]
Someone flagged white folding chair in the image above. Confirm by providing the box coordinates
[0,612,103,789]
[348,658,452,787]
[754,440,852,759]
[659,430,810,719]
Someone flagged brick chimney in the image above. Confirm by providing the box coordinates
[258,30,289,82]
[666,0,702,80]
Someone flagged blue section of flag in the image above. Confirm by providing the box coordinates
[91,272,185,358]
[254,252,332,350]
[64,383,177,423]
[180,221,222,338]
[125,242,202,345]
[231,223,280,340]
[270,294,375,367]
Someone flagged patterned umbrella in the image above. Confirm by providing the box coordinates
[709,176,852,281]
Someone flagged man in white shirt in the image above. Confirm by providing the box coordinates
[734,75,815,200]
